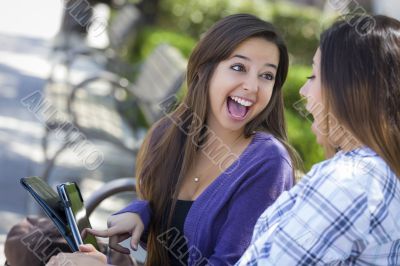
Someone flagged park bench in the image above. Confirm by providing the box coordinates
[48,3,142,90]
[41,44,187,182]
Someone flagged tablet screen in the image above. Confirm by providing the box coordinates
[20,176,66,224]
[63,183,100,250]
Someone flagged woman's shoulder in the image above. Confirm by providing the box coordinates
[250,131,291,162]
[233,131,293,182]
[323,147,390,177]
[304,146,398,194]
[296,147,400,240]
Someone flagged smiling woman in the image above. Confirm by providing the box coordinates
[49,14,301,266]
[208,37,279,131]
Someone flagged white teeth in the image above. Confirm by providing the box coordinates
[230,96,253,107]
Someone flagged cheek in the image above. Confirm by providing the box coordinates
[252,89,273,118]
[310,83,322,104]
[259,86,274,107]
[266,89,274,104]
[306,86,322,112]
[209,73,232,96]
[208,86,226,112]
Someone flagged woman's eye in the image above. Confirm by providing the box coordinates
[261,73,274,80]
[231,64,245,72]
[306,75,316,80]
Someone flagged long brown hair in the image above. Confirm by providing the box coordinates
[319,14,400,177]
[136,14,300,265]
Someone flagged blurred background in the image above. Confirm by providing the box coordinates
[0,0,399,263]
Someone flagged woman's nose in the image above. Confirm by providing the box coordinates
[242,75,258,92]
[299,83,308,97]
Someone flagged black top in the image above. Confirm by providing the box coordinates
[168,199,194,266]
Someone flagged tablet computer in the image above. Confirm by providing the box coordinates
[20,176,77,251]
[57,182,99,251]
[20,177,99,252]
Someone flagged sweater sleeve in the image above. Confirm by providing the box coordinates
[205,155,293,266]
[113,200,151,230]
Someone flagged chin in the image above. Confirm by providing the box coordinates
[219,120,246,133]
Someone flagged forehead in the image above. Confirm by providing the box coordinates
[313,48,321,67]
[231,37,280,63]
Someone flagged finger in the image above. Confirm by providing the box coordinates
[46,253,68,266]
[81,228,89,239]
[109,236,131,254]
[79,244,95,252]
[115,232,131,243]
[130,226,143,251]
[56,252,71,262]
[109,243,131,255]
[85,227,122,238]
[84,228,110,237]
[46,255,57,266]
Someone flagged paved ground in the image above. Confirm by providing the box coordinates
[0,0,60,239]
[0,0,139,263]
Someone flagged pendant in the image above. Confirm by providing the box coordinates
[194,177,199,182]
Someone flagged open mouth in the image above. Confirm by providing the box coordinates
[227,96,253,120]
[305,104,316,122]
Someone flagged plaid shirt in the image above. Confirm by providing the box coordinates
[236,147,400,266]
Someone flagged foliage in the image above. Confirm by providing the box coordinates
[286,110,325,171]
[158,0,232,37]
[157,0,322,64]
[283,64,311,113]
[271,3,321,64]
[126,26,196,66]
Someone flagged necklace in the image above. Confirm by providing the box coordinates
[192,156,220,183]
[192,134,247,183]
[193,162,215,183]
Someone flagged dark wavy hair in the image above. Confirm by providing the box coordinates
[320,14,400,176]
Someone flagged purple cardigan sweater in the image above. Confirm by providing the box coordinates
[116,132,294,265]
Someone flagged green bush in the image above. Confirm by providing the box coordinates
[271,3,321,64]
[283,64,311,113]
[286,110,324,171]
[157,0,322,64]
[159,0,232,37]
[126,26,196,65]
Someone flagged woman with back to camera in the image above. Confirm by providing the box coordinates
[236,14,400,265]
[47,13,300,266]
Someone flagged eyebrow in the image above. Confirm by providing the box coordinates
[233,54,277,69]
